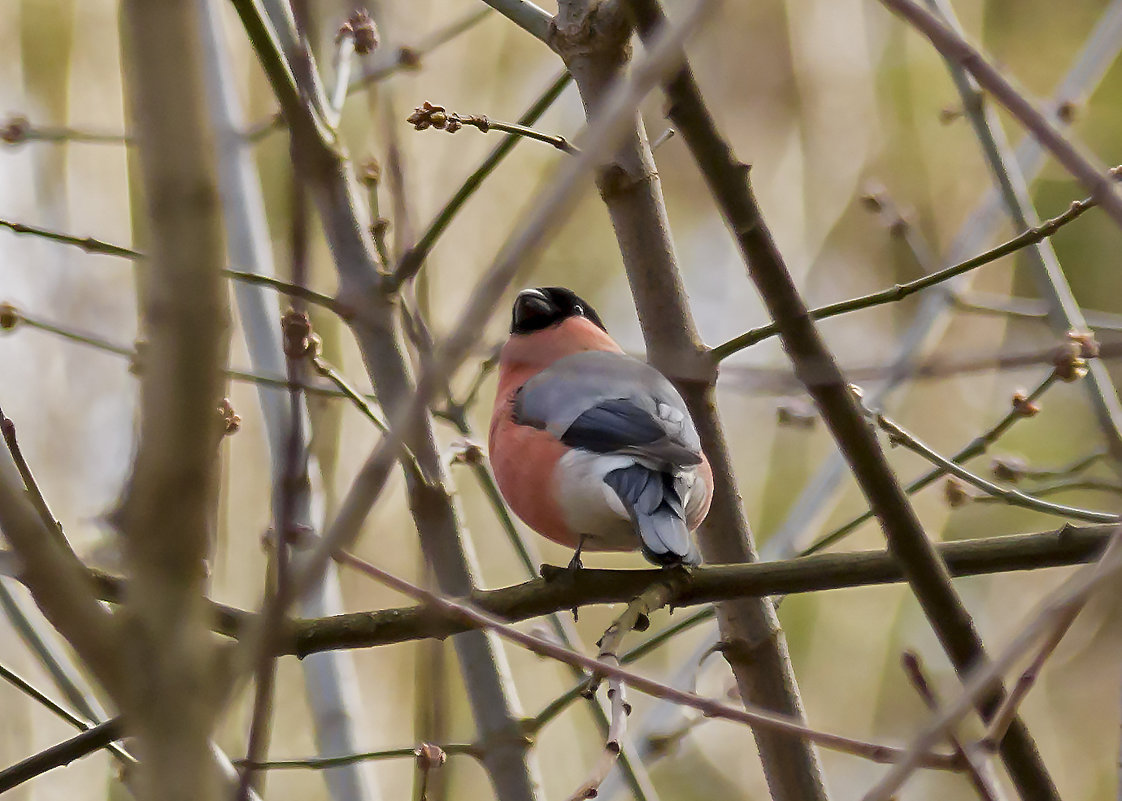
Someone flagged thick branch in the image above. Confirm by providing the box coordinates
[626,1,1061,797]
[117,2,229,800]
[287,525,1112,655]
[552,1,829,799]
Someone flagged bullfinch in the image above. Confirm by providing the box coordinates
[488,287,713,567]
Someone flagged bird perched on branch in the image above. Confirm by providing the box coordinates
[489,287,712,567]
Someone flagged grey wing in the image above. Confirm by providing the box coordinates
[514,351,702,468]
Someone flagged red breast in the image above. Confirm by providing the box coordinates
[488,316,623,549]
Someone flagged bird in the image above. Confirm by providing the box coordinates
[489,286,713,568]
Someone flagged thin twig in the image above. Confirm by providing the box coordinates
[328,26,355,125]
[803,371,1060,555]
[711,191,1104,361]
[566,579,681,801]
[0,718,125,793]
[0,217,339,310]
[970,478,1122,503]
[1,115,132,145]
[390,71,574,289]
[977,606,1080,753]
[0,663,133,764]
[0,216,142,258]
[405,101,579,154]
[870,407,1119,523]
[238,743,479,771]
[954,291,1122,332]
[901,653,1003,801]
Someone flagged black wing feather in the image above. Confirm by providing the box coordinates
[559,398,665,453]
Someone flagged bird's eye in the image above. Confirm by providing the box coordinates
[573,304,584,315]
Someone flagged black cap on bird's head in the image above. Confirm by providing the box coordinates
[510,287,607,335]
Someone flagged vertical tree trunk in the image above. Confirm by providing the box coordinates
[551,4,830,800]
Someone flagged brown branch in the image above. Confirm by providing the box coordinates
[0,410,122,694]
[0,718,125,794]
[567,578,682,800]
[1,524,1113,654]
[863,532,1122,800]
[334,550,961,772]
[285,525,1113,656]
[901,653,1002,801]
[712,186,1107,360]
[625,1,1061,798]
[552,1,829,798]
[116,2,230,799]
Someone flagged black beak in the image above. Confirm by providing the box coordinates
[512,290,554,332]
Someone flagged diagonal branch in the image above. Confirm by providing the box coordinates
[625,1,1061,798]
[916,0,1122,463]
[0,411,121,694]
[711,187,1108,360]
[879,0,1122,230]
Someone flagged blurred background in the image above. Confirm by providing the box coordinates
[3,0,1122,798]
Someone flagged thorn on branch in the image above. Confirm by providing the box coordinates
[397,46,422,69]
[1055,99,1080,124]
[1011,390,1041,418]
[129,340,147,375]
[938,105,964,124]
[777,398,816,428]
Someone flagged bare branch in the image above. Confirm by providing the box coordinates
[626,1,1061,796]
[335,549,961,772]
[0,217,339,310]
[477,0,553,43]
[869,406,1118,523]
[900,654,1004,801]
[285,525,1115,656]
[0,663,132,764]
[405,101,578,154]
[391,71,573,289]
[238,743,480,771]
[878,0,1122,230]
[712,186,1108,361]
[566,579,681,800]
[862,532,1122,800]
[0,411,121,693]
